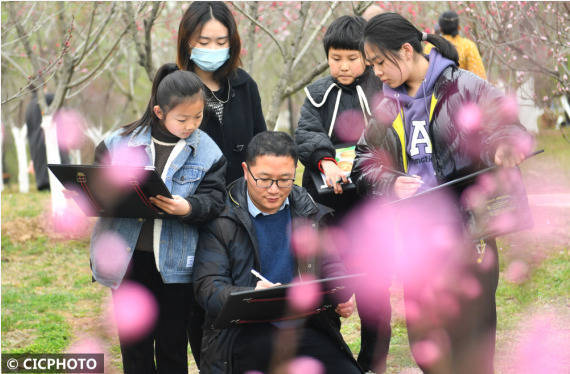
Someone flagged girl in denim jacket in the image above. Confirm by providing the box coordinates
[90,63,226,373]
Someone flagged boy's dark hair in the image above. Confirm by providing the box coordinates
[177,1,242,82]
[122,63,205,136]
[245,131,298,166]
[439,10,459,37]
[363,12,459,67]
[323,15,366,56]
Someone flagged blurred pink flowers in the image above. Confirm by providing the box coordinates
[287,274,321,313]
[53,109,87,150]
[109,281,158,343]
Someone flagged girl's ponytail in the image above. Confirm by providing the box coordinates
[122,63,204,136]
[425,33,459,65]
[122,63,180,136]
[363,12,459,66]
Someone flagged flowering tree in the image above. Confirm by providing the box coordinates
[1,2,143,214]
[443,2,569,104]
[231,1,378,129]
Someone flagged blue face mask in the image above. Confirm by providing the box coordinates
[190,47,230,72]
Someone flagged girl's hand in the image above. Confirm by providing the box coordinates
[335,294,355,318]
[149,195,191,216]
[321,160,348,195]
[494,143,525,168]
[394,176,422,199]
[255,280,281,290]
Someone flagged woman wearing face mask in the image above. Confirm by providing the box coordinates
[177,1,267,186]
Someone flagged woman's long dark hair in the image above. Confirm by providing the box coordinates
[122,63,205,136]
[177,1,242,82]
[363,12,459,67]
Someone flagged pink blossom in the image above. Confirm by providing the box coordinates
[411,339,442,367]
[53,109,87,150]
[67,336,105,354]
[287,274,321,312]
[334,109,366,143]
[109,281,158,343]
[49,196,92,237]
[287,356,324,374]
[456,102,482,132]
[92,231,130,280]
[511,313,570,373]
[291,221,319,259]
[505,260,530,284]
[101,145,149,188]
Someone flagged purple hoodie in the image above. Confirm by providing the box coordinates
[383,49,455,191]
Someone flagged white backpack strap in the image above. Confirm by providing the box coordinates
[328,87,343,137]
[305,83,338,108]
[356,85,372,127]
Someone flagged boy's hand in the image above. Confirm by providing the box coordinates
[494,143,525,168]
[321,160,348,195]
[335,294,355,318]
[149,195,191,216]
[394,176,422,199]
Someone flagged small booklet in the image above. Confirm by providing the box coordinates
[48,164,173,219]
[309,145,357,194]
[213,273,363,329]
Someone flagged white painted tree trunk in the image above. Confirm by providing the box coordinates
[41,115,67,215]
[11,125,29,193]
[70,149,82,164]
[86,125,112,148]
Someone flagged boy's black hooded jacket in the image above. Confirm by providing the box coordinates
[295,68,381,216]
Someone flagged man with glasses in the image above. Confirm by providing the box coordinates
[193,131,361,374]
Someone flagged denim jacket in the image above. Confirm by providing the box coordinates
[90,126,224,288]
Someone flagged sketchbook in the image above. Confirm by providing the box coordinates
[48,164,173,218]
[213,274,363,329]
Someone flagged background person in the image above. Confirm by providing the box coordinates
[425,10,487,80]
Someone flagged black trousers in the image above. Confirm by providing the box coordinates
[113,250,195,374]
[232,324,361,374]
[405,240,500,374]
[187,299,204,367]
[356,289,391,373]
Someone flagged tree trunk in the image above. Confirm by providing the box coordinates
[11,125,30,193]
[41,115,66,214]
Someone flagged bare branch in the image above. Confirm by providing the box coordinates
[74,3,118,68]
[75,2,99,68]
[231,1,286,59]
[67,19,132,89]
[1,54,30,80]
[284,60,329,97]
[292,1,339,69]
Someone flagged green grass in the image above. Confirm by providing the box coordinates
[1,131,569,373]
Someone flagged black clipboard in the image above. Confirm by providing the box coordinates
[213,274,362,330]
[310,145,357,195]
[386,150,543,239]
[48,164,173,218]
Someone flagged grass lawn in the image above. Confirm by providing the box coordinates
[1,130,569,373]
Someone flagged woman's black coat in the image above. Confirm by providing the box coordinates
[200,68,267,184]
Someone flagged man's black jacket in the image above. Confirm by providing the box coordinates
[193,178,359,373]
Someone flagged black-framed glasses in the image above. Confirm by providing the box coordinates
[246,165,295,189]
